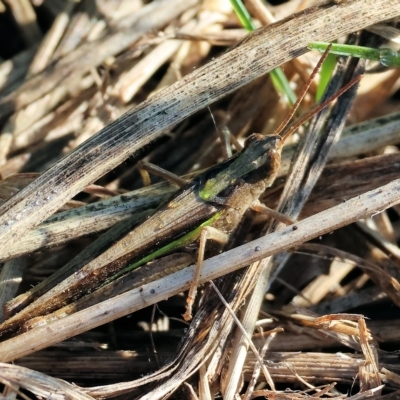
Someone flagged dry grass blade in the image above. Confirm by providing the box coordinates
[0,363,94,399]
[0,0,399,253]
[358,318,381,392]
[0,183,167,262]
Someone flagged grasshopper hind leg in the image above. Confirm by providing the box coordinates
[251,200,297,225]
[183,227,229,321]
[183,201,296,321]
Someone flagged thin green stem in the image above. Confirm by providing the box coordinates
[308,41,400,67]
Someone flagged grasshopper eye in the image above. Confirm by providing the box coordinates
[244,133,263,148]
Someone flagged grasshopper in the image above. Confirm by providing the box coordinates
[0,48,361,336]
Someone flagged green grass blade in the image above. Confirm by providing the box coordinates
[230,0,256,31]
[316,52,336,101]
[269,68,297,105]
[230,0,296,104]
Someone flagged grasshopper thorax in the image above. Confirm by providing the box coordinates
[199,133,282,201]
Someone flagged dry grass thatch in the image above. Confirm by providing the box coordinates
[0,0,400,399]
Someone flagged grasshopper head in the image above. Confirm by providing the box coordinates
[241,133,282,182]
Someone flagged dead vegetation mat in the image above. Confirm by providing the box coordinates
[1,0,400,399]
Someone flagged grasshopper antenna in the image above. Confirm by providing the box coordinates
[279,74,362,146]
[273,44,332,138]
[273,42,362,148]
